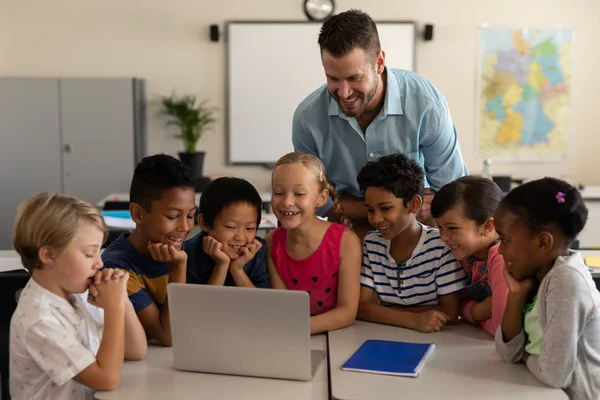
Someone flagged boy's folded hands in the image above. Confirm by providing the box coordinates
[88,268,129,309]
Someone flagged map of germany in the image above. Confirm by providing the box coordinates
[477,28,572,160]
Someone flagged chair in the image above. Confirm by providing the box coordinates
[0,270,30,400]
[103,228,132,248]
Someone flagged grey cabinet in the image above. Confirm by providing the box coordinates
[0,78,146,250]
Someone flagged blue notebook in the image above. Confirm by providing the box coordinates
[341,339,435,378]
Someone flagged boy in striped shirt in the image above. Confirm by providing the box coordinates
[356,154,466,333]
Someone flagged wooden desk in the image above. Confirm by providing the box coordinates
[328,321,567,400]
[95,334,329,400]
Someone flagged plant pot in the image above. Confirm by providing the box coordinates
[178,151,205,179]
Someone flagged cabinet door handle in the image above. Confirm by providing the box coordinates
[63,143,73,153]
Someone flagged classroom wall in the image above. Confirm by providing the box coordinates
[2,0,599,191]
[0,14,6,75]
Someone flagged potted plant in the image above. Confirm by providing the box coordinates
[160,92,217,179]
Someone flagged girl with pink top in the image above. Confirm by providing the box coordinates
[431,176,508,336]
[265,152,362,334]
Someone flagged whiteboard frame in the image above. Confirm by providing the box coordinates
[225,20,417,166]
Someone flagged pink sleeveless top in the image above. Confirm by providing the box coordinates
[271,223,347,316]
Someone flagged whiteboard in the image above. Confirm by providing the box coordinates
[227,21,416,165]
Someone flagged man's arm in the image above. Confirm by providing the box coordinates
[333,193,368,222]
[419,104,468,192]
[326,193,372,240]
[292,106,318,156]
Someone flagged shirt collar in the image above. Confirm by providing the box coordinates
[26,278,82,325]
[385,223,427,265]
[327,67,404,118]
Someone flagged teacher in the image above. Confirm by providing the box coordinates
[292,9,468,237]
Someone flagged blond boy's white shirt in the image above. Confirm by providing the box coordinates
[10,278,104,400]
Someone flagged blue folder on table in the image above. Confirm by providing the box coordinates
[341,339,435,378]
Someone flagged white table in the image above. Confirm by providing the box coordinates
[94,334,329,400]
[97,192,272,209]
[0,250,24,272]
[102,213,278,232]
[328,321,567,399]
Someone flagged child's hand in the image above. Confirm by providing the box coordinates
[88,268,127,307]
[503,263,535,296]
[203,236,230,267]
[412,310,449,333]
[88,269,129,310]
[147,242,187,266]
[230,239,262,272]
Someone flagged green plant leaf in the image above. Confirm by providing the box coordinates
[159,92,218,153]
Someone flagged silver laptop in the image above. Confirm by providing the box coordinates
[167,283,325,381]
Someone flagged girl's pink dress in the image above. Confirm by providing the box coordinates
[271,223,346,316]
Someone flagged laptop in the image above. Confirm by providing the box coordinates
[167,283,325,381]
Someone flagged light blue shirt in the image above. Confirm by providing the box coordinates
[292,68,468,213]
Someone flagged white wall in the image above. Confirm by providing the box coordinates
[0,12,6,74]
[2,0,599,191]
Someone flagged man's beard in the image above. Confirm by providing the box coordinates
[333,78,378,118]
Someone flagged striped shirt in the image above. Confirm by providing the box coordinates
[361,224,466,306]
[101,233,170,313]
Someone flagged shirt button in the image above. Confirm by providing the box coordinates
[399,271,404,275]
[369,152,375,158]
[400,281,404,285]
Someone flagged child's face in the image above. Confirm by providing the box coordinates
[52,223,105,296]
[364,187,419,240]
[494,208,540,280]
[271,164,328,229]
[137,187,197,249]
[435,204,492,261]
[200,202,259,260]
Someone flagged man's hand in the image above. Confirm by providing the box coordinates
[419,188,435,220]
[230,239,262,272]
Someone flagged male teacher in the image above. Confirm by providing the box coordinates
[292,9,468,238]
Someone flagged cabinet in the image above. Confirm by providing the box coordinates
[0,78,146,249]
